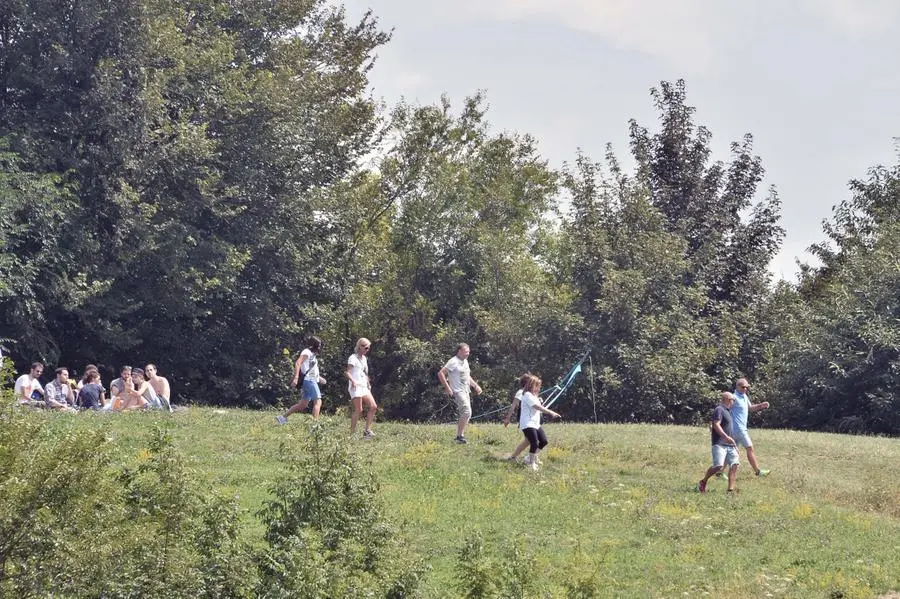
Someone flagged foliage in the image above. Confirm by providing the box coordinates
[0,405,255,598]
[763,151,900,435]
[0,0,895,437]
[257,420,424,598]
[0,0,390,405]
[327,95,580,421]
[560,81,784,423]
[454,534,536,599]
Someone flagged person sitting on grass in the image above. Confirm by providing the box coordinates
[132,368,164,410]
[697,392,739,493]
[14,362,45,407]
[145,363,172,411]
[518,374,561,471]
[77,370,105,410]
[76,364,98,391]
[44,367,78,412]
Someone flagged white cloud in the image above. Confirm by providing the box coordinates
[801,0,900,36]
[447,0,723,73]
[393,71,427,92]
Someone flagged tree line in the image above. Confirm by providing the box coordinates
[1,0,898,435]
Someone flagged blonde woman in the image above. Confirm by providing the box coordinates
[518,374,561,471]
[346,338,377,439]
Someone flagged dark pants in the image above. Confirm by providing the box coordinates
[522,427,548,453]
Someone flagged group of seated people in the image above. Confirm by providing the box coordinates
[13,362,173,413]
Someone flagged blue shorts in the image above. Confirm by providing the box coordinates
[301,379,322,401]
[732,428,753,448]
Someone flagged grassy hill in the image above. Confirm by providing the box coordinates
[56,408,900,597]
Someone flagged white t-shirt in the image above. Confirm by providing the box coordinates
[300,349,319,382]
[347,353,368,390]
[443,356,470,394]
[519,391,542,430]
[14,374,44,401]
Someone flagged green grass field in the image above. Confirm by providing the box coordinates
[61,408,900,598]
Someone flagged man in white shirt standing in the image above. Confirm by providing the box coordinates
[438,343,482,444]
[14,361,45,407]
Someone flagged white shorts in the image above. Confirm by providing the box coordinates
[732,429,753,448]
[349,382,370,399]
[712,444,740,468]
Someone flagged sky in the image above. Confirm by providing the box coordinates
[341,0,900,280]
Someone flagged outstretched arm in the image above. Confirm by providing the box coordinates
[534,402,561,419]
[749,400,770,413]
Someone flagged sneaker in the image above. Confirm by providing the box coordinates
[523,454,533,465]
[505,455,518,463]
[534,455,543,466]
[275,415,288,425]
[697,480,707,493]
[756,469,770,477]
[455,435,468,444]
[529,460,539,472]
[363,430,375,440]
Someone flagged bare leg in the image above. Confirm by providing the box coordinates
[364,395,377,432]
[701,465,723,485]
[283,399,309,418]
[350,397,362,434]
[727,464,739,491]
[456,414,470,438]
[745,446,762,475]
[311,399,322,419]
[510,439,529,458]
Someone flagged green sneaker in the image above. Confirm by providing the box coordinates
[756,469,770,477]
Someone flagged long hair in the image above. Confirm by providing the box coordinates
[524,374,542,395]
[307,336,323,353]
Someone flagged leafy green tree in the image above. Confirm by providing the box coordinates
[765,152,900,435]
[326,96,578,420]
[561,81,784,423]
[0,142,77,362]
[1,0,390,404]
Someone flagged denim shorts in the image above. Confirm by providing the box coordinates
[711,444,740,468]
[301,379,322,401]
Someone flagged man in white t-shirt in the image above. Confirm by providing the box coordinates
[438,343,482,444]
[14,362,46,407]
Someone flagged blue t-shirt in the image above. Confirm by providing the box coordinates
[78,383,104,409]
[710,404,734,446]
[731,391,750,432]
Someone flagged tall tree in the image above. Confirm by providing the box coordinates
[765,151,900,435]
[0,0,389,404]
[562,81,785,423]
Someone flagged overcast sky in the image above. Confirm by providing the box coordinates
[342,0,900,280]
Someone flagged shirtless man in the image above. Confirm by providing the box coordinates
[145,363,172,411]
